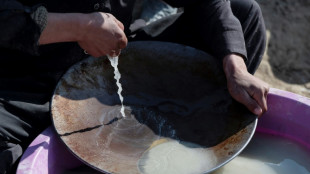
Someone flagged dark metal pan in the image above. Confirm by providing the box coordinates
[51,41,257,174]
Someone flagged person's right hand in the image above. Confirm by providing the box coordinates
[39,12,127,57]
[78,12,127,57]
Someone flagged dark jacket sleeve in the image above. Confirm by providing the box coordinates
[0,0,48,55]
[164,0,247,60]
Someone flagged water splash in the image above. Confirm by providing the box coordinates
[108,56,126,117]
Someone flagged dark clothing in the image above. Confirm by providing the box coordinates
[0,0,266,173]
[1,0,247,58]
[130,0,265,74]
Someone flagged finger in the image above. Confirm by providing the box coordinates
[262,87,269,112]
[118,35,128,49]
[114,49,121,57]
[113,26,127,50]
[254,89,268,114]
[236,90,262,116]
[113,32,127,50]
[109,14,124,31]
[90,47,105,58]
[108,49,121,57]
[79,42,101,58]
[109,16,127,49]
[115,19,125,31]
[90,50,102,58]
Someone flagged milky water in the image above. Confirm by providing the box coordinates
[212,132,310,174]
[138,140,217,174]
[63,132,310,174]
[107,56,125,117]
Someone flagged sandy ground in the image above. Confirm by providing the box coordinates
[255,0,310,98]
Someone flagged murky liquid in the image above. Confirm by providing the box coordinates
[62,132,310,174]
[138,140,217,174]
[108,56,125,117]
[212,132,310,174]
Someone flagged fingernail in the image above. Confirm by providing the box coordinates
[254,108,262,115]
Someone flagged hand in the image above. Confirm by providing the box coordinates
[223,54,269,117]
[39,12,127,57]
[78,12,127,57]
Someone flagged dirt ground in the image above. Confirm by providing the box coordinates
[255,0,310,98]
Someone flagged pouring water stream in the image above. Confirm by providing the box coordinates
[107,55,126,118]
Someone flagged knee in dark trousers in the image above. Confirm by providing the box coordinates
[231,0,267,74]
[0,140,23,174]
[0,100,51,174]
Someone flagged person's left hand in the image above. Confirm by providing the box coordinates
[223,54,269,117]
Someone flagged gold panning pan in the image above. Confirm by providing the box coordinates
[51,41,257,174]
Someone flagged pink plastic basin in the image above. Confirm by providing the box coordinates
[16,88,310,174]
[256,88,310,150]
